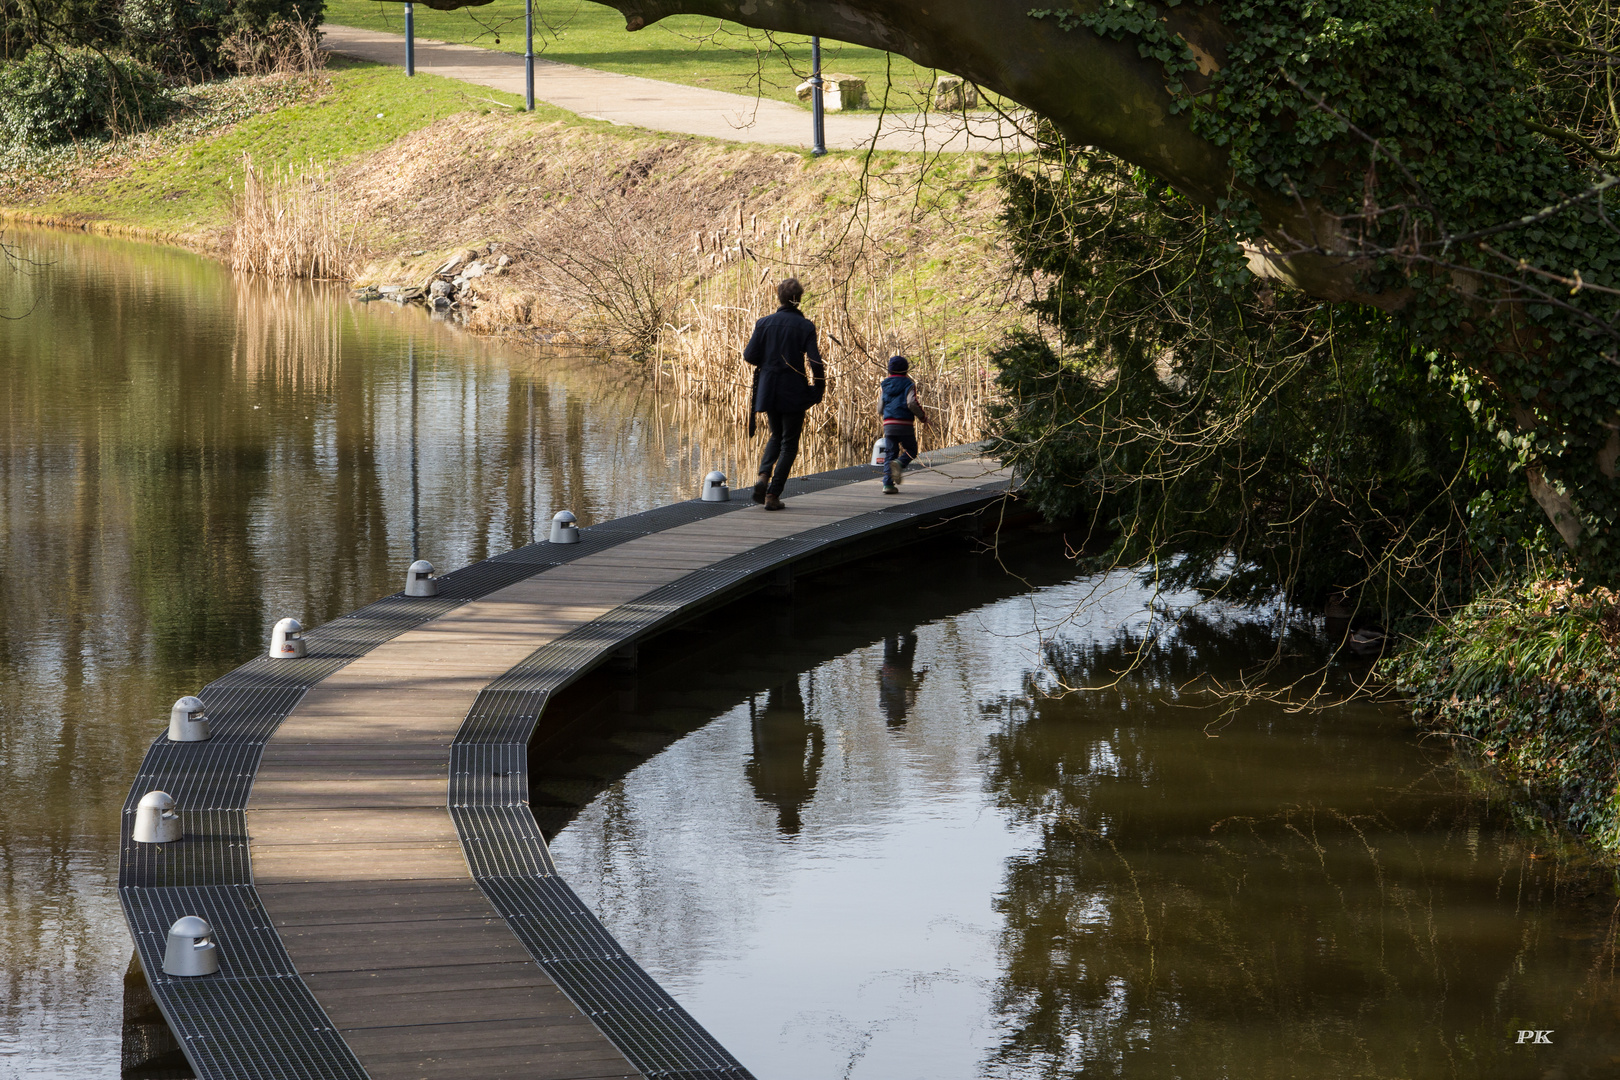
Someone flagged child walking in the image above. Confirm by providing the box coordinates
[879,355,929,494]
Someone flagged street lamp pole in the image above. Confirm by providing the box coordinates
[810,36,825,156]
[524,0,535,111]
[404,2,415,76]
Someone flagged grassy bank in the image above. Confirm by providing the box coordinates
[322,0,938,108]
[1385,577,1620,856]
[1,58,545,242]
[1,55,1022,463]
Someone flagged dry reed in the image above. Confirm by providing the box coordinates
[229,155,361,280]
[519,169,699,357]
[654,214,997,468]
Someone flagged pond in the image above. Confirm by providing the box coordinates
[0,226,711,1076]
[1,227,1616,1079]
[539,541,1620,1079]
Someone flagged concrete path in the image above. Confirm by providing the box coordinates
[322,24,1030,153]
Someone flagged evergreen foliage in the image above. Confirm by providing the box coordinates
[0,44,169,144]
[1029,0,1620,579]
[0,0,322,76]
[989,147,1542,619]
[1386,578,1620,850]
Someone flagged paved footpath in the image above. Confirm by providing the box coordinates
[323,23,1030,153]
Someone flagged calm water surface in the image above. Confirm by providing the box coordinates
[542,541,1620,1079]
[2,228,1618,1080]
[0,227,713,1077]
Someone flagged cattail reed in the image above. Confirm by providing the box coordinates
[229,155,359,280]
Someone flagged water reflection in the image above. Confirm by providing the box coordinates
[545,552,1620,1080]
[982,619,1620,1078]
[878,632,926,726]
[746,679,825,836]
[0,226,720,1078]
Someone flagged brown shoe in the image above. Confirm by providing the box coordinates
[763,494,785,511]
[752,471,770,504]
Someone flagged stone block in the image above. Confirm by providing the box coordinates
[933,75,979,111]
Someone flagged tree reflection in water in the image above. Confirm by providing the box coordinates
[981,614,1620,1079]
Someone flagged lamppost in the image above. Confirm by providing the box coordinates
[404,1,415,76]
[810,36,825,156]
[524,0,535,111]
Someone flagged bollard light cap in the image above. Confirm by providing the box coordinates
[273,617,303,634]
[552,510,577,524]
[705,470,727,483]
[173,696,204,715]
[169,915,212,939]
[138,790,176,812]
[409,560,435,574]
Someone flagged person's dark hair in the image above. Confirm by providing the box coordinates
[777,278,804,307]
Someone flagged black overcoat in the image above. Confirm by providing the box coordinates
[743,305,825,427]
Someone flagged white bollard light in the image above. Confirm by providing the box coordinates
[133,791,182,844]
[871,437,888,467]
[550,510,580,544]
[162,916,220,977]
[167,697,210,742]
[405,560,439,597]
[269,617,307,659]
[701,471,730,502]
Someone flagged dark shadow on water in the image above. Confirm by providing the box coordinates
[877,631,926,726]
[528,528,1081,839]
[745,676,822,836]
[532,549,1620,1079]
[975,617,1620,1079]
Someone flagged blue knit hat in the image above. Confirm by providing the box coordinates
[887,355,909,374]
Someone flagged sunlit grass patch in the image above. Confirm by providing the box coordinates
[29,59,560,230]
[322,0,944,109]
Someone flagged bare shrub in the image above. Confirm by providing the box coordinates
[219,17,326,76]
[518,156,703,357]
[229,155,360,280]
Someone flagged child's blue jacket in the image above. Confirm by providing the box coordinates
[881,375,917,425]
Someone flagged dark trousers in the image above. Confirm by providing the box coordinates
[882,423,918,485]
[759,410,805,496]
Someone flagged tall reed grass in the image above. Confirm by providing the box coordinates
[654,214,999,468]
[229,155,359,280]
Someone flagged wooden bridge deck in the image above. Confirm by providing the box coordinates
[120,449,1011,1080]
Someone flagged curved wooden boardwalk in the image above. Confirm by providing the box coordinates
[121,448,1010,1079]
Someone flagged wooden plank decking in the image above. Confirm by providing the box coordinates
[132,452,1009,1080]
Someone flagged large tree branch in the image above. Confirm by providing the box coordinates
[606,0,1407,308]
[620,1,1228,196]
[383,0,1606,552]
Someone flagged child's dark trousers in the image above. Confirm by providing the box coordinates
[882,423,918,486]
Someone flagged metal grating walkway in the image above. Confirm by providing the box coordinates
[119,446,1008,1080]
[448,480,1009,1080]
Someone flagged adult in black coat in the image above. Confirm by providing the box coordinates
[742,277,826,510]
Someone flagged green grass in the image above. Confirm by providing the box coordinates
[44,59,565,230]
[321,0,943,107]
